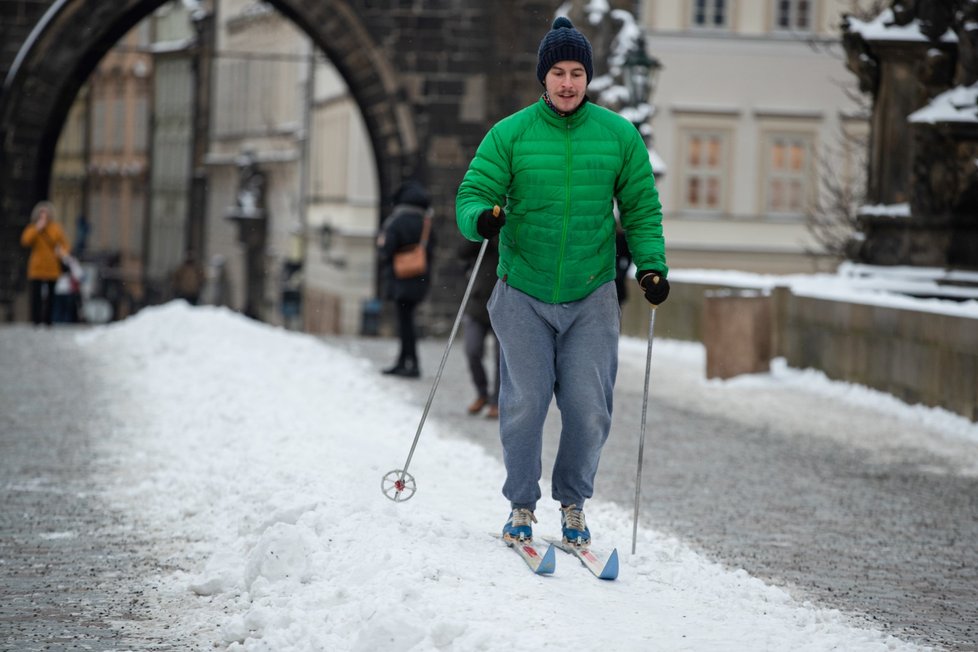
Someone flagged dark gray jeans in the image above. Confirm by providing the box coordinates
[462,314,499,404]
[488,280,620,512]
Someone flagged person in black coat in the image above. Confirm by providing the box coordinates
[458,236,500,417]
[614,225,632,307]
[376,180,436,378]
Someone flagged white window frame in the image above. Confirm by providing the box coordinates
[773,0,814,33]
[690,0,730,30]
[678,128,731,214]
[761,130,815,218]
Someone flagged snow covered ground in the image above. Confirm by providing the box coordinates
[74,301,977,651]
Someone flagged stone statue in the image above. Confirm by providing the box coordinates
[841,0,978,268]
[234,149,266,219]
[955,0,978,85]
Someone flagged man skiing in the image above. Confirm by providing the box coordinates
[456,16,669,550]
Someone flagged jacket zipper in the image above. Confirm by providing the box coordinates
[554,122,572,303]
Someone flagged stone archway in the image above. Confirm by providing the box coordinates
[0,0,550,323]
[0,0,416,316]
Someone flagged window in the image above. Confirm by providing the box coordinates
[133,94,149,153]
[213,57,303,137]
[130,182,145,255]
[763,132,813,216]
[106,181,121,250]
[680,130,729,212]
[774,0,813,32]
[91,93,106,153]
[111,90,125,153]
[310,104,350,200]
[692,0,729,29]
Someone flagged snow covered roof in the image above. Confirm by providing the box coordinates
[909,83,978,124]
[845,8,957,44]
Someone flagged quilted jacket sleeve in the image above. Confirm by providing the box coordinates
[616,126,668,277]
[456,126,512,242]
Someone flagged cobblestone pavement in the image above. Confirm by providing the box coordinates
[0,326,205,651]
[326,334,978,652]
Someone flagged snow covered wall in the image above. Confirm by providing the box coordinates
[620,269,978,422]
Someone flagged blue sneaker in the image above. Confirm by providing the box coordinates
[560,504,590,547]
[502,508,536,543]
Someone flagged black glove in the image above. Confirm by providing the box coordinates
[638,270,670,306]
[476,206,505,239]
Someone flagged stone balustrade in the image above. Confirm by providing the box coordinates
[621,280,978,422]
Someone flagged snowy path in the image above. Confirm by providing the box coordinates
[4,302,975,650]
[62,302,969,651]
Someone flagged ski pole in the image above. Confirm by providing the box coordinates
[631,306,657,554]
[382,206,500,502]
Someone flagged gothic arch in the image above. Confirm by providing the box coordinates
[266,0,419,190]
[0,0,417,309]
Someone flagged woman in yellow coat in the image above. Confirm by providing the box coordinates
[20,201,71,325]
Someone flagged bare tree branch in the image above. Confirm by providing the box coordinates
[804,0,883,259]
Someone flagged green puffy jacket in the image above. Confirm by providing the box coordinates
[456,97,667,305]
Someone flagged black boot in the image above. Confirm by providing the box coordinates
[382,357,419,377]
[395,358,420,378]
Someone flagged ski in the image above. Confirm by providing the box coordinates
[544,537,619,580]
[493,535,556,575]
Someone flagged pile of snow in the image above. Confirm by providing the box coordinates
[76,302,931,650]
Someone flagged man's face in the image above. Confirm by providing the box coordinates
[545,60,587,113]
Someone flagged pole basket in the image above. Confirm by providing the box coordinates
[382,469,417,502]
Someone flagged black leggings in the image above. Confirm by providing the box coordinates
[394,299,419,366]
[29,279,56,325]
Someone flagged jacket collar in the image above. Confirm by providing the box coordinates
[536,95,590,128]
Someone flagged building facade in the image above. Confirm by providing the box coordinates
[641,0,867,274]
[86,21,154,311]
[42,0,867,331]
[49,89,89,250]
[204,0,378,331]
[48,20,155,319]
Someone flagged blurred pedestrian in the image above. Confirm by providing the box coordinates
[456,17,669,548]
[172,251,205,305]
[280,259,303,330]
[614,225,632,306]
[52,252,83,324]
[20,201,71,326]
[458,236,500,418]
[376,180,436,378]
[201,254,230,307]
[74,213,90,257]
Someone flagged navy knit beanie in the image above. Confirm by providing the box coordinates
[536,16,593,85]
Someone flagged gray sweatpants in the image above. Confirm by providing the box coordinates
[487,280,620,512]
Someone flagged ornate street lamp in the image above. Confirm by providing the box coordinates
[623,33,662,127]
[623,32,665,179]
